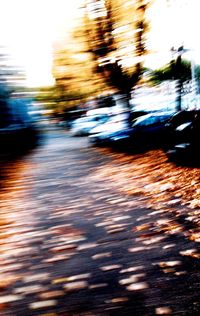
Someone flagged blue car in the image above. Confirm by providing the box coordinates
[89,112,174,149]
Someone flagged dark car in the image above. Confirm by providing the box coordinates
[0,97,39,155]
[164,110,199,149]
[89,111,174,149]
[88,110,148,145]
[128,112,175,148]
[166,110,200,164]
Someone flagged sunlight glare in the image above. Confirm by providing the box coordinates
[0,0,83,87]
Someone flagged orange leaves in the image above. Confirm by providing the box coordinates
[95,148,200,211]
[189,232,200,243]
[134,223,151,231]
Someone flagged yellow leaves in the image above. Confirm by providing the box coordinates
[190,253,200,259]
[23,273,51,283]
[29,300,57,310]
[119,273,146,285]
[155,307,172,315]
[189,232,200,243]
[0,274,21,288]
[188,199,200,209]
[126,282,149,291]
[120,266,144,274]
[14,285,48,295]
[92,149,200,253]
[0,295,23,304]
[142,236,166,245]
[129,246,146,252]
[52,273,91,285]
[92,252,112,260]
[105,297,129,303]
[134,223,151,231]
[94,148,200,212]
[77,243,97,250]
[52,278,70,285]
[156,261,182,268]
[63,281,88,292]
[50,244,77,253]
[155,220,183,234]
[162,268,175,274]
[89,283,108,289]
[180,249,200,259]
[100,264,122,271]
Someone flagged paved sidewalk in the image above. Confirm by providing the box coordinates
[0,129,199,315]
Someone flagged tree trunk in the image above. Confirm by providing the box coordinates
[176,79,182,112]
[175,49,183,112]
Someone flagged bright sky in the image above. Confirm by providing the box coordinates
[146,0,200,69]
[0,0,199,87]
[0,0,83,87]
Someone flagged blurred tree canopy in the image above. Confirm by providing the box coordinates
[51,0,150,113]
[52,23,107,114]
[82,0,150,106]
[150,59,200,85]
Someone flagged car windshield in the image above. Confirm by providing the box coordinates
[132,115,154,126]
[132,114,171,127]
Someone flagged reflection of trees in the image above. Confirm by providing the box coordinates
[83,0,149,107]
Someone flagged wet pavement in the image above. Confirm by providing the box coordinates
[0,128,200,316]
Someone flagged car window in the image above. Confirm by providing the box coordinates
[159,115,171,122]
[133,115,159,126]
[132,115,150,126]
[145,117,159,125]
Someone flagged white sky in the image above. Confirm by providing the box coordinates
[0,0,83,87]
[0,0,199,87]
[146,0,200,69]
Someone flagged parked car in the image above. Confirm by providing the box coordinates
[89,111,174,149]
[166,110,200,164]
[89,116,129,145]
[70,114,109,136]
[0,97,39,155]
[89,111,148,146]
[164,110,199,149]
